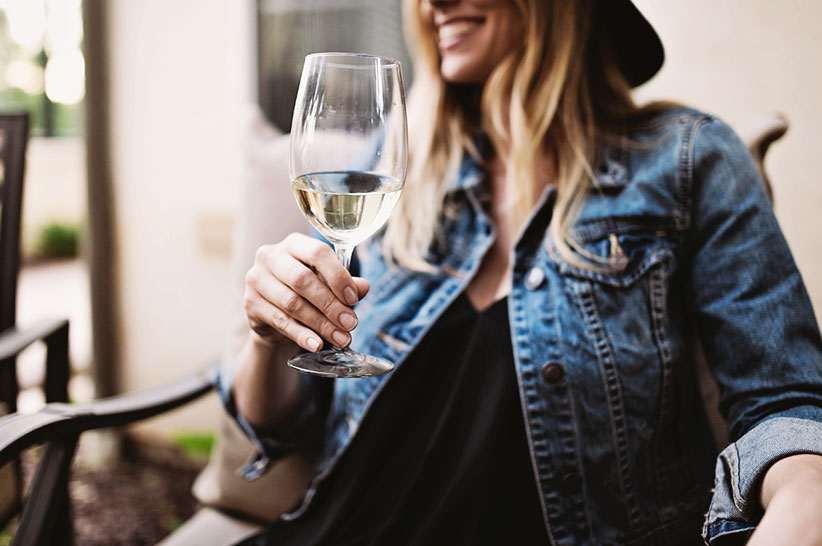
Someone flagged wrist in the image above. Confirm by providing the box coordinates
[760,453,822,510]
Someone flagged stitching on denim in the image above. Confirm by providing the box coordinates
[571,279,643,531]
[510,289,559,545]
[548,230,673,289]
[563,372,597,544]
[375,330,410,353]
[441,263,470,279]
[676,114,710,230]
[727,444,748,511]
[649,264,676,509]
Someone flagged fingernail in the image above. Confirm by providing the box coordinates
[344,287,358,306]
[306,338,321,352]
[339,312,357,331]
[332,330,350,347]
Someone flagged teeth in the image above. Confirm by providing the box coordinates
[439,21,480,41]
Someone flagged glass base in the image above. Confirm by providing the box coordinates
[287,348,394,378]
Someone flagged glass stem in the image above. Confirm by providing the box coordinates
[332,244,355,353]
[335,244,354,271]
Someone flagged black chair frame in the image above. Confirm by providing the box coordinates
[0,363,217,546]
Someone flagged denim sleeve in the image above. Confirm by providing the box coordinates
[686,117,822,544]
[216,356,332,480]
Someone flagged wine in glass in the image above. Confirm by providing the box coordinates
[288,53,407,378]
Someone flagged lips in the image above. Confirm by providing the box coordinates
[437,18,484,49]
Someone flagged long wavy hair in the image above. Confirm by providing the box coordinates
[384,0,644,272]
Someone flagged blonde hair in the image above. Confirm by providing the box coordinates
[386,0,641,272]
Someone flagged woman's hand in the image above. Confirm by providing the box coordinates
[243,233,369,352]
[747,453,822,545]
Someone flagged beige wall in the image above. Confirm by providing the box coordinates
[21,137,87,254]
[634,0,822,322]
[108,0,256,435]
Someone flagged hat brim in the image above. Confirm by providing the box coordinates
[600,0,665,87]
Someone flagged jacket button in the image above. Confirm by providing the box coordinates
[560,472,583,495]
[540,361,565,383]
[524,267,545,290]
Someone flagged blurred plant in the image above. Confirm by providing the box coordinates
[36,221,80,258]
[171,432,215,463]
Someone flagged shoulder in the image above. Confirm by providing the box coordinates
[619,104,727,146]
[584,105,760,230]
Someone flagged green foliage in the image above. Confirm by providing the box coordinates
[36,221,81,259]
[171,432,215,462]
[0,517,17,545]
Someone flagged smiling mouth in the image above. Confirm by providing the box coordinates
[438,19,483,48]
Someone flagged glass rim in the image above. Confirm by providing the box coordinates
[304,52,402,67]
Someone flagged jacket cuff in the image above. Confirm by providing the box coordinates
[702,414,822,544]
[216,358,327,480]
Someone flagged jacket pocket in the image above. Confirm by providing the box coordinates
[550,227,675,288]
[552,227,695,528]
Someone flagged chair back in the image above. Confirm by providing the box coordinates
[0,111,29,530]
[0,113,29,336]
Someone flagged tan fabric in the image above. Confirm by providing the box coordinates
[188,106,314,525]
[192,414,314,523]
[155,506,262,546]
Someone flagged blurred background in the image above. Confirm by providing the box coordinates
[0,0,820,540]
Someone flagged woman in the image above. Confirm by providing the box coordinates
[225,0,822,544]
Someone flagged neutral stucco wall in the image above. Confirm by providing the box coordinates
[634,0,822,323]
[108,0,256,434]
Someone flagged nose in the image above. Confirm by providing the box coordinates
[426,0,458,6]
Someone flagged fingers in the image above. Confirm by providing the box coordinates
[252,267,353,349]
[353,277,370,299]
[283,234,361,306]
[245,234,364,352]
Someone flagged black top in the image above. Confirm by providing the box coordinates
[238,294,549,545]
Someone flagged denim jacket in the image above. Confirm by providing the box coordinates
[219,108,822,545]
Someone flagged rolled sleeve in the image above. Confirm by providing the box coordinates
[703,414,822,544]
[688,116,822,543]
[216,357,331,480]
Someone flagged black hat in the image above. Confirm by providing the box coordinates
[599,0,665,87]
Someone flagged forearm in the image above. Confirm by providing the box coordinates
[747,453,822,546]
[760,453,822,509]
[232,331,303,431]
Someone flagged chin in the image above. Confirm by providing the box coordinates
[440,61,487,85]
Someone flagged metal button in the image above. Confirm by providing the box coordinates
[560,472,583,495]
[540,361,565,384]
[524,267,545,290]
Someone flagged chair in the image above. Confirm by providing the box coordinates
[0,111,74,538]
[0,111,790,545]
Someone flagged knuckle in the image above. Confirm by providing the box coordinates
[319,319,340,340]
[242,291,254,314]
[244,267,259,287]
[290,267,313,291]
[270,308,290,333]
[308,242,332,262]
[284,232,302,245]
[319,297,337,316]
[330,267,351,288]
[254,245,272,263]
[282,291,302,314]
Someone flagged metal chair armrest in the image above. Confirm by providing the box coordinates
[0,319,70,362]
[0,362,218,466]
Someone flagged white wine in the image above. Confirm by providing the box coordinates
[292,171,403,246]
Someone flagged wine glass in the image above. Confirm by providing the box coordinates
[288,53,407,378]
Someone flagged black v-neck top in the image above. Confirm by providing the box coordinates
[238,294,549,545]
